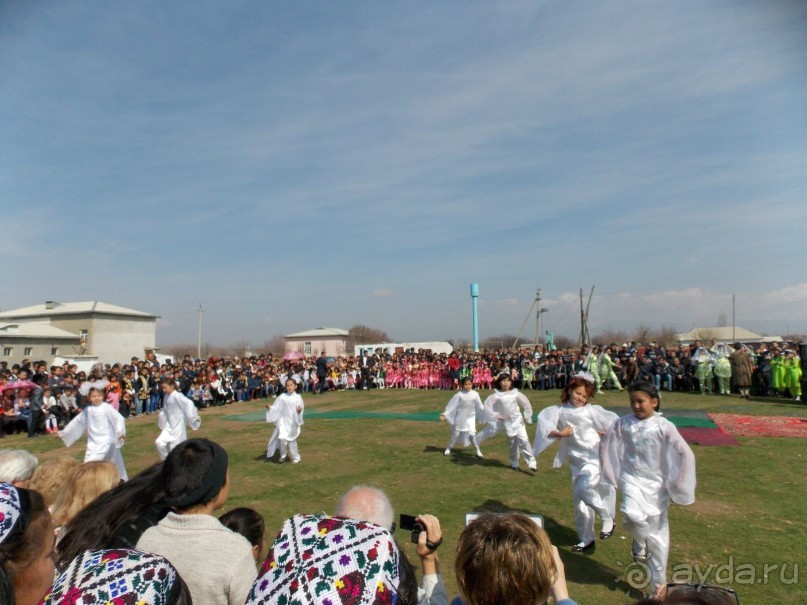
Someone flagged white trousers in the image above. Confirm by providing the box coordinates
[476,422,535,468]
[622,494,670,591]
[571,465,616,544]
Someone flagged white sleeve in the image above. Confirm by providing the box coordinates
[480,395,498,425]
[265,397,283,423]
[442,393,461,424]
[109,405,126,448]
[295,395,305,426]
[515,391,533,423]
[599,418,624,489]
[418,574,448,605]
[180,393,202,430]
[58,410,88,447]
[663,421,697,505]
[590,405,620,433]
[533,406,561,457]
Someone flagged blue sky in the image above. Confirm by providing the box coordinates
[2,1,806,346]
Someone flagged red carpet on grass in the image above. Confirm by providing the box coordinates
[709,413,807,438]
[677,426,740,446]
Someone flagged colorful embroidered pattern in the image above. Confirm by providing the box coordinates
[41,549,180,605]
[0,482,22,546]
[247,514,401,605]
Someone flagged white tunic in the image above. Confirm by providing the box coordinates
[59,402,128,481]
[600,413,696,588]
[481,389,533,437]
[265,392,305,456]
[534,403,618,470]
[157,391,202,447]
[443,390,484,441]
[600,413,696,514]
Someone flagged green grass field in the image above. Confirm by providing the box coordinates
[13,388,807,605]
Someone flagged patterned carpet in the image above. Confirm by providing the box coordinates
[709,413,807,438]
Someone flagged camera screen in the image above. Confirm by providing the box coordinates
[465,513,544,528]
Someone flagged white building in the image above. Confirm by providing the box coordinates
[0,301,158,365]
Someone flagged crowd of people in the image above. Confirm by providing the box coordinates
[1,339,802,439]
[0,340,795,603]
[0,440,733,605]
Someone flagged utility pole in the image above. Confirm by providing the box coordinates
[513,288,547,349]
[578,286,594,347]
[732,294,736,342]
[535,289,548,346]
[197,304,203,359]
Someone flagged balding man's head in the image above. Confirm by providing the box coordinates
[335,485,394,530]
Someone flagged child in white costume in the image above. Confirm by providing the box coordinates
[440,377,484,458]
[156,378,202,460]
[533,373,619,552]
[600,381,696,597]
[57,387,128,481]
[475,372,536,471]
[265,378,305,463]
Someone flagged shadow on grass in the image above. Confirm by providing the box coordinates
[421,445,512,469]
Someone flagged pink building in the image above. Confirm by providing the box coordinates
[284,327,349,358]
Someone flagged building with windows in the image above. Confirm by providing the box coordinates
[0,301,158,365]
[284,327,349,358]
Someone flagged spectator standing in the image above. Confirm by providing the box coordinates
[137,439,257,605]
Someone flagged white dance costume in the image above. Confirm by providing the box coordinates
[265,391,305,462]
[442,389,484,455]
[59,402,128,481]
[156,390,202,460]
[475,388,536,469]
[534,403,619,545]
[600,413,696,591]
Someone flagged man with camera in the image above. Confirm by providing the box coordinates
[335,485,447,605]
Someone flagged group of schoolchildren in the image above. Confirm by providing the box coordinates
[440,371,696,598]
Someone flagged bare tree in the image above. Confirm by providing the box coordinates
[654,325,679,348]
[163,343,198,360]
[262,335,286,357]
[480,334,521,350]
[692,328,719,342]
[346,325,391,351]
[553,334,576,349]
[231,340,251,358]
[631,324,654,345]
[594,328,629,347]
[448,338,472,351]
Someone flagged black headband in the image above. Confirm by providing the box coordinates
[166,441,229,510]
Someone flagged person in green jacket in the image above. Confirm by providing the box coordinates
[783,351,802,400]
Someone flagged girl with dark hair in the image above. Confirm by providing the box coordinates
[600,381,697,598]
[533,373,619,552]
[474,372,536,472]
[219,507,266,564]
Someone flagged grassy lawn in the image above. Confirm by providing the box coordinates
[14,388,806,605]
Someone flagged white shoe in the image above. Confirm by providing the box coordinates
[291,458,301,464]
[444,449,451,456]
[278,456,286,463]
[528,463,537,472]
[596,390,604,395]
[475,448,484,459]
